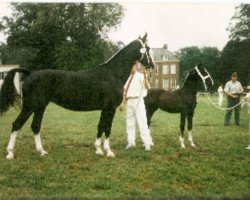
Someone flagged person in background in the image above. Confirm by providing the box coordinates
[119,62,153,151]
[218,84,224,107]
[224,72,243,126]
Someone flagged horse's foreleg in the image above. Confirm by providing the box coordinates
[179,112,186,148]
[6,109,32,160]
[187,113,196,147]
[146,104,158,127]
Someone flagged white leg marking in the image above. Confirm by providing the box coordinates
[95,138,104,155]
[6,131,18,160]
[179,136,185,149]
[34,134,48,156]
[188,131,196,147]
[104,138,115,157]
[245,144,250,150]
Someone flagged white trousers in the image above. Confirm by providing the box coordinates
[126,98,153,146]
[218,93,224,107]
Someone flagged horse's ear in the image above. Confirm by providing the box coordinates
[138,35,141,39]
[142,33,147,43]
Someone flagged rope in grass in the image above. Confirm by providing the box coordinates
[205,92,250,150]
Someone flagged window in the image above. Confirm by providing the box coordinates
[154,79,159,88]
[162,64,169,74]
[163,79,169,90]
[170,64,176,74]
[171,78,176,89]
[155,65,158,74]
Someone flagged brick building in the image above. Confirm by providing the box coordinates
[150,44,180,90]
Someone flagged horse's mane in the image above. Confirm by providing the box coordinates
[100,40,138,66]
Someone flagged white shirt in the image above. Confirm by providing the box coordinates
[224,80,243,94]
[123,72,146,98]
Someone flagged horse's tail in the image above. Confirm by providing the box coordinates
[0,68,30,115]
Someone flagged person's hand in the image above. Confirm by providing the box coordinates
[231,94,238,98]
[143,68,150,77]
[119,104,124,112]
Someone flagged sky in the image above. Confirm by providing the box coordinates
[0,2,239,51]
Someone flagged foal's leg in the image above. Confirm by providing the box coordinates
[179,112,186,148]
[145,104,158,127]
[31,106,48,156]
[6,108,33,160]
[103,107,116,157]
[187,113,196,147]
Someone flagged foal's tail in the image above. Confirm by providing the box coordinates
[0,68,30,115]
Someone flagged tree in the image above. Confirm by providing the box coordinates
[0,3,124,70]
[227,4,250,41]
[178,46,202,83]
[220,4,250,87]
[178,46,221,87]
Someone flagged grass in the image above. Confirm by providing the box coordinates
[0,96,249,199]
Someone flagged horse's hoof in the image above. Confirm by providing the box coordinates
[181,145,186,149]
[245,145,250,150]
[106,151,115,158]
[40,151,48,156]
[190,143,196,147]
[6,152,14,160]
[96,149,104,156]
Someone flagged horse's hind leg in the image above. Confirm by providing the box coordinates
[179,112,186,148]
[95,107,116,157]
[31,106,48,156]
[187,113,196,147]
[103,107,116,157]
[6,108,33,160]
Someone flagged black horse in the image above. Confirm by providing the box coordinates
[145,64,213,148]
[0,33,156,159]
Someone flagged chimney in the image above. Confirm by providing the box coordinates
[163,44,168,49]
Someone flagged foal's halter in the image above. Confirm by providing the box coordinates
[195,66,214,91]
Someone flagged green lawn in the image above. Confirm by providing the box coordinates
[0,96,249,199]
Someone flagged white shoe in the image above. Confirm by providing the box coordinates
[125,144,135,149]
[145,145,151,151]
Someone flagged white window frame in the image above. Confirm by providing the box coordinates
[170,64,176,74]
[162,64,169,74]
[163,79,169,90]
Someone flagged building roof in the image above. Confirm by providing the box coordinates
[152,45,179,61]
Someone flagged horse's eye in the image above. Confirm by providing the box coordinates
[140,48,146,54]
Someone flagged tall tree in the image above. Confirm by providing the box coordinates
[178,46,221,87]
[227,4,250,41]
[220,4,250,86]
[0,3,124,70]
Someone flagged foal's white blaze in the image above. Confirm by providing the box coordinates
[34,133,48,156]
[179,136,185,148]
[6,131,18,160]
[104,138,115,157]
[188,131,196,147]
[95,138,104,155]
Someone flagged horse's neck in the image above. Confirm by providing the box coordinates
[182,80,198,96]
[106,58,135,84]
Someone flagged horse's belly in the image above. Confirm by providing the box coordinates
[51,96,102,111]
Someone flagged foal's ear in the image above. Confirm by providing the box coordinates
[142,33,147,43]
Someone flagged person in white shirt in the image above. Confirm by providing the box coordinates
[224,72,243,126]
[217,84,224,107]
[119,62,153,151]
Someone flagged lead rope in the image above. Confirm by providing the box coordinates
[205,92,250,149]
